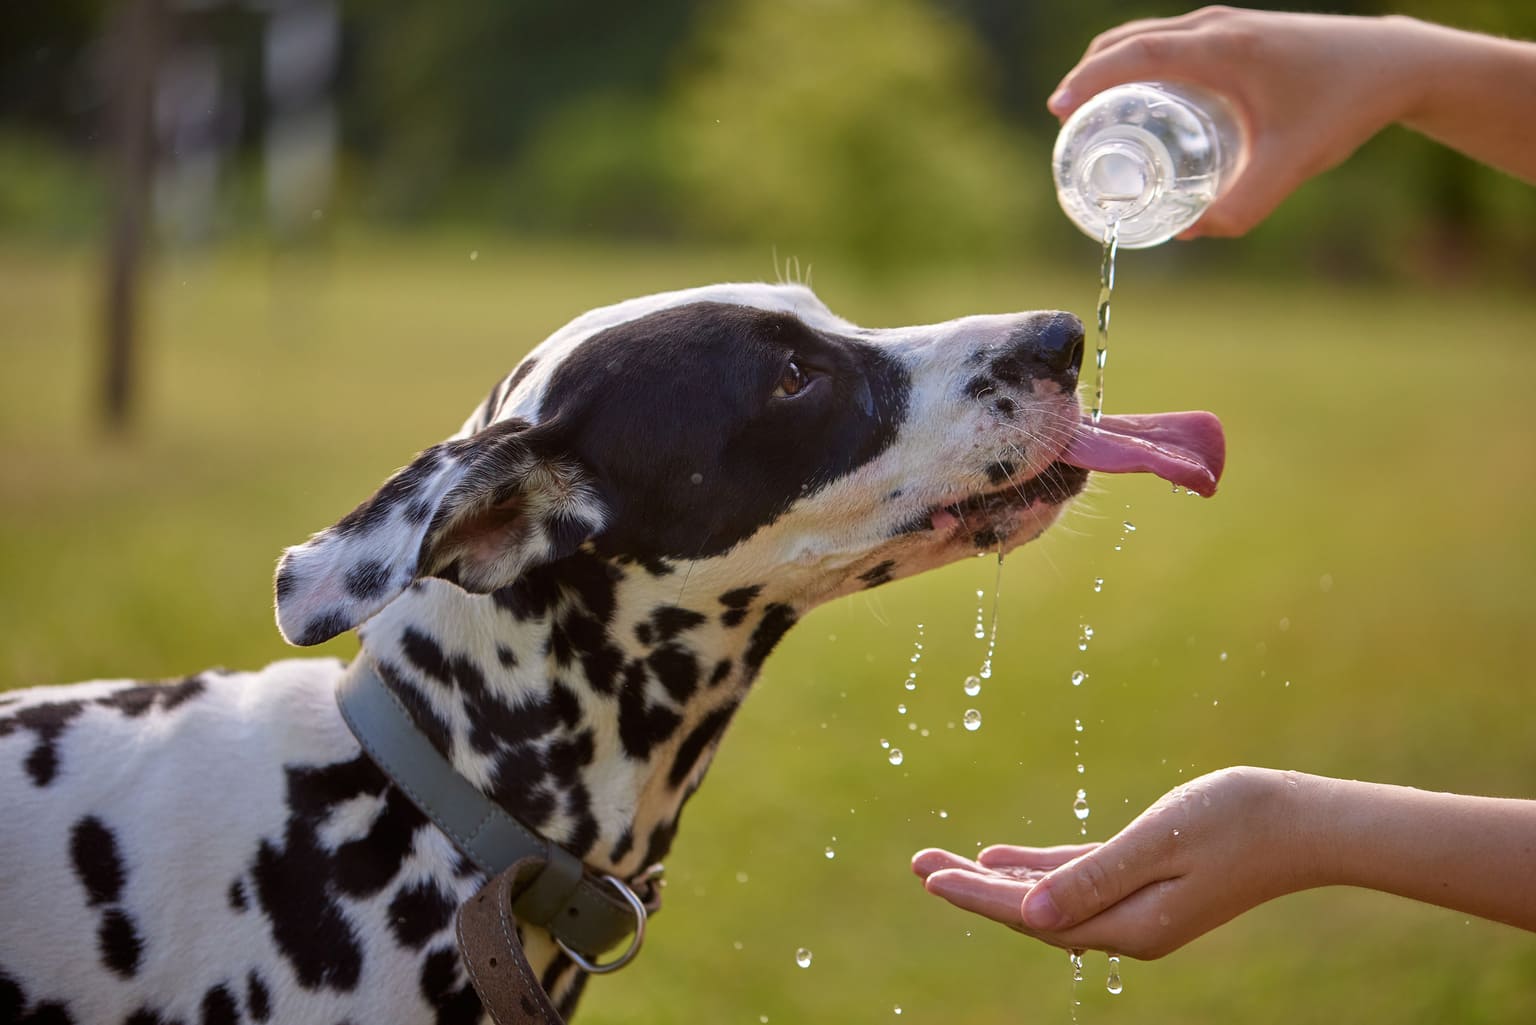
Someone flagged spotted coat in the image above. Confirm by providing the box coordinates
[0,283,1088,1023]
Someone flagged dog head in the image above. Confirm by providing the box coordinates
[275,283,1222,644]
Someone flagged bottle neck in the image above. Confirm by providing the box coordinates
[1078,138,1161,223]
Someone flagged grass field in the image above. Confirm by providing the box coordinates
[2,237,1534,1024]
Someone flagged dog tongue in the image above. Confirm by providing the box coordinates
[1062,411,1226,497]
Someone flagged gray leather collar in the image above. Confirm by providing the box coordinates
[336,657,651,959]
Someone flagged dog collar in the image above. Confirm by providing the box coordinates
[335,657,657,968]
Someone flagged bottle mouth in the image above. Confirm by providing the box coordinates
[1079,140,1158,220]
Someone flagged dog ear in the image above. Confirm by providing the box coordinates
[274,418,606,646]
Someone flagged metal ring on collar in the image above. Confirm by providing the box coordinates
[555,874,647,974]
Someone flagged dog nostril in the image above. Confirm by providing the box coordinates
[1069,337,1085,376]
[1038,313,1085,375]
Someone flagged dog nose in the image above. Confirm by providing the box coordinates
[990,312,1085,388]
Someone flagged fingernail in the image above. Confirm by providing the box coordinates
[1022,886,1064,930]
[1047,89,1072,115]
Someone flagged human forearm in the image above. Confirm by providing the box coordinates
[1390,17,1536,184]
[1303,772,1536,930]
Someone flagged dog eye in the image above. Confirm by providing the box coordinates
[774,359,810,398]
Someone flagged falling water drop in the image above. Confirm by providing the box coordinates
[1070,670,1086,687]
[897,703,907,715]
[963,675,981,697]
[1122,521,1136,532]
[1106,955,1123,995]
[888,748,904,766]
[1093,577,1103,593]
[963,709,982,731]
[1073,790,1090,822]
[795,948,812,969]
[1069,950,1084,983]
[824,847,836,860]
[1074,718,1084,732]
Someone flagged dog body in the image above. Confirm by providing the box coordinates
[1,283,1106,1023]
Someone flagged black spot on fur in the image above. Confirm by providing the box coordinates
[492,565,560,621]
[99,909,144,977]
[251,757,397,992]
[71,816,125,906]
[720,607,749,628]
[964,374,996,400]
[228,879,247,912]
[1,967,79,1025]
[609,827,634,863]
[647,644,700,703]
[744,603,798,673]
[345,559,392,600]
[3,699,85,786]
[985,460,1017,486]
[668,703,739,788]
[642,818,678,868]
[245,972,271,1023]
[419,946,482,1025]
[495,645,517,669]
[199,984,239,1025]
[333,448,443,538]
[401,629,452,684]
[388,882,456,950]
[992,396,1017,418]
[95,678,207,718]
[858,560,896,589]
[651,605,706,641]
[546,729,596,783]
[617,661,682,760]
[403,499,433,525]
[708,659,733,688]
[718,586,760,610]
[299,610,355,647]
[378,661,454,760]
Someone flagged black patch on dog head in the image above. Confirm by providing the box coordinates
[616,661,682,760]
[2,967,78,1025]
[345,560,392,601]
[228,879,248,912]
[70,816,125,906]
[539,302,909,560]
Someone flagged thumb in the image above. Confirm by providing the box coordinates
[1020,845,1145,931]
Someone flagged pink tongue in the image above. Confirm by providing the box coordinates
[1062,412,1226,497]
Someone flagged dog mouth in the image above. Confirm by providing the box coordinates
[902,410,1227,541]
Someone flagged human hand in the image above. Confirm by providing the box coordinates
[912,766,1315,959]
[1048,7,1433,238]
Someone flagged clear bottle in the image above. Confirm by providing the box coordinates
[1053,82,1245,249]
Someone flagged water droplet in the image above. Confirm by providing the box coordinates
[795,947,812,968]
[1077,639,1088,652]
[963,709,982,731]
[469,250,479,261]
[1171,829,1181,838]
[1083,625,1094,639]
[1093,577,1103,593]
[904,679,917,691]
[760,1016,769,1024]
[1073,790,1090,821]
[1219,651,1228,662]
[938,809,948,819]
[1113,543,1123,552]
[1106,955,1123,995]
[978,666,992,679]
[736,871,749,883]
[888,748,904,766]
[1278,616,1291,631]
[963,675,981,696]
[1070,670,1086,687]
[1069,949,1084,983]
[1076,763,1085,774]
[689,472,704,485]
[824,846,835,859]
[880,738,890,749]
[897,703,907,715]
[1122,521,1136,532]
[1074,718,1084,732]
[734,940,744,950]
[894,1007,903,1016]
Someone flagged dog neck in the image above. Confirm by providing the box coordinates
[353,547,801,880]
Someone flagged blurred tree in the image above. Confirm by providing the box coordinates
[665,0,1036,268]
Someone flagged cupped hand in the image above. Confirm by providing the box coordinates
[913,766,1315,959]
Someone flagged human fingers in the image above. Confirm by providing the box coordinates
[921,868,1032,932]
[1049,31,1214,119]
[911,847,983,880]
[1081,5,1238,60]
[1017,816,1185,931]
[977,843,1100,872]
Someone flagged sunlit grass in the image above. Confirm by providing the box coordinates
[2,237,1534,1024]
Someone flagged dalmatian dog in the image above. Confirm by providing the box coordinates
[0,283,1223,1025]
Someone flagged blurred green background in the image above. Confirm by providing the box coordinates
[2,1,1534,1024]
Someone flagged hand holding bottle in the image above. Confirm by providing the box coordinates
[1050,7,1536,239]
